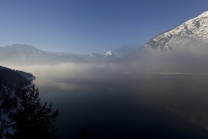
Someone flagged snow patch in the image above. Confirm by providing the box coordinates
[143,11,208,51]
[198,11,208,18]
[105,51,113,56]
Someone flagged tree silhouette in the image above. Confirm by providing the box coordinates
[79,128,89,139]
[4,86,60,139]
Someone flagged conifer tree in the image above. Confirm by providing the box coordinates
[79,128,89,139]
[4,86,60,139]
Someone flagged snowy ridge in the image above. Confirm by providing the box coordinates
[0,44,87,65]
[143,11,208,51]
[100,50,118,63]
[0,44,54,62]
[0,44,118,64]
[105,51,113,56]
[197,11,208,18]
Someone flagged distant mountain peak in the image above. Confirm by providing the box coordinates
[105,50,114,56]
[100,50,118,63]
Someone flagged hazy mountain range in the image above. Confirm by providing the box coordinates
[1,11,208,66]
[0,44,119,65]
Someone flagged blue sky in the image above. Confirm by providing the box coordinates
[0,0,208,55]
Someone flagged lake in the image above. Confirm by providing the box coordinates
[33,74,208,139]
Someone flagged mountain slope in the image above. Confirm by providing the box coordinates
[46,52,104,64]
[0,44,87,65]
[50,54,87,64]
[142,11,208,51]
[0,44,55,65]
[0,50,22,64]
[100,51,118,63]
[75,53,103,64]
[120,11,208,63]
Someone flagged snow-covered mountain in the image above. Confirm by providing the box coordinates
[100,51,118,63]
[0,44,53,61]
[0,44,55,65]
[143,11,208,51]
[119,11,208,63]
[0,44,88,65]
[1,12,208,65]
[10,10,208,65]
[0,44,117,65]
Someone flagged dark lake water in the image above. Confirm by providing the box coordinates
[34,74,208,139]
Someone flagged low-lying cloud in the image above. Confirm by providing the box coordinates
[5,44,208,133]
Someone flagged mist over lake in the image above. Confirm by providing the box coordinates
[7,46,208,139]
[18,66,208,139]
[1,2,208,139]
